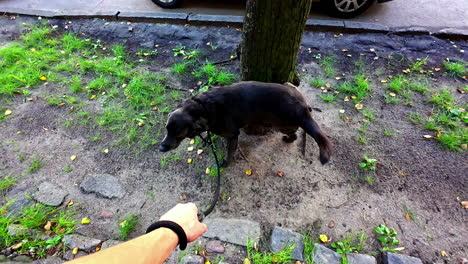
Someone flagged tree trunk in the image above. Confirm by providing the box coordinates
[240,0,312,85]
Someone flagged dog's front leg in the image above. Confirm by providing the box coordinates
[221,136,238,167]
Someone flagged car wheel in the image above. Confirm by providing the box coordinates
[322,0,376,18]
[151,0,183,8]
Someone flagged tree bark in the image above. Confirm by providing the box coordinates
[240,0,312,85]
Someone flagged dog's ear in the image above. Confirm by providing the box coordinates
[194,117,208,132]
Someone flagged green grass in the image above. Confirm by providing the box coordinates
[246,239,294,264]
[27,158,42,173]
[331,233,368,264]
[0,175,16,195]
[310,77,327,88]
[382,129,395,137]
[64,166,72,173]
[118,215,139,240]
[407,112,424,124]
[320,56,336,77]
[388,76,406,94]
[319,93,337,103]
[409,57,428,73]
[303,233,316,264]
[362,108,376,122]
[336,74,371,102]
[0,203,76,257]
[443,61,466,77]
[171,62,188,76]
[195,62,237,88]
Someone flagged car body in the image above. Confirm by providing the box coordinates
[151,0,393,18]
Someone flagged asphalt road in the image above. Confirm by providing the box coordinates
[0,0,467,31]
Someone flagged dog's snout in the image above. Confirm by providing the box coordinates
[159,145,170,152]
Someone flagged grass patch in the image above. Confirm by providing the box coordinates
[331,233,368,264]
[0,175,16,195]
[0,203,76,257]
[246,239,294,264]
[27,158,42,173]
[310,77,327,88]
[319,93,337,103]
[303,233,316,264]
[319,56,336,77]
[118,215,138,240]
[336,74,372,102]
[443,61,466,78]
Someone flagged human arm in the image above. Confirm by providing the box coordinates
[66,203,207,264]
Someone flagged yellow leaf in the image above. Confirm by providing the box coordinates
[369,48,375,52]
[325,83,331,88]
[351,96,357,99]
[243,258,251,264]
[103,148,109,153]
[205,261,211,264]
[4,109,12,116]
[58,102,66,106]
[440,251,448,257]
[72,247,79,255]
[95,245,101,252]
[461,201,468,209]
[197,149,203,155]
[405,213,411,221]
[70,155,77,161]
[434,67,441,71]
[423,135,433,139]
[394,247,405,251]
[355,103,364,110]
[30,48,36,52]
[12,242,23,250]
[89,94,96,100]
[190,139,195,144]
[344,96,350,102]
[245,170,252,176]
[44,221,52,231]
[67,200,74,207]
[339,109,345,114]
[319,234,329,243]
[187,146,194,152]
[380,80,388,83]
[81,217,91,224]
[39,75,47,81]
[187,159,193,164]
[341,49,348,52]
[205,168,211,174]
[179,195,187,201]
[389,92,396,97]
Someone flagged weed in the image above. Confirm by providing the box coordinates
[336,74,371,102]
[303,233,316,264]
[362,176,375,184]
[362,108,376,122]
[382,129,394,137]
[118,215,138,240]
[247,238,294,264]
[319,93,337,103]
[160,153,182,167]
[195,62,237,88]
[64,166,72,173]
[409,57,428,73]
[407,112,424,124]
[388,76,406,94]
[443,61,466,77]
[384,94,400,105]
[0,175,16,194]
[359,155,377,171]
[27,158,42,173]
[18,154,26,162]
[331,233,367,264]
[429,89,454,108]
[374,224,401,252]
[171,62,188,76]
[310,77,327,88]
[403,204,416,221]
[408,81,429,94]
[438,129,467,151]
[356,133,368,144]
[320,56,336,77]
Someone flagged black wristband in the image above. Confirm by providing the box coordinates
[146,221,188,250]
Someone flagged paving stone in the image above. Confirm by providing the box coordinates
[206,240,225,254]
[0,255,7,262]
[270,226,304,261]
[6,197,33,217]
[179,254,204,264]
[31,182,68,206]
[383,252,423,264]
[348,253,377,264]
[7,224,31,236]
[101,239,122,250]
[312,244,341,264]
[80,174,124,199]
[203,218,261,246]
[12,255,33,262]
[31,256,63,264]
[6,185,28,198]
[62,234,102,252]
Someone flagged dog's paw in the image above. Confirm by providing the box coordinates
[282,134,297,143]
[220,159,229,168]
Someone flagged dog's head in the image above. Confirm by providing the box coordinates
[159,105,208,152]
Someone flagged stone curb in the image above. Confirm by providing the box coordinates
[1,7,467,39]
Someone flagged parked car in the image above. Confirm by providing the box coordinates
[151,0,392,18]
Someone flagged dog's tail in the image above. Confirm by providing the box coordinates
[301,118,333,165]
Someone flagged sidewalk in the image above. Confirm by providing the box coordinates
[1,0,468,37]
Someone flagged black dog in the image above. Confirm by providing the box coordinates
[160,81,333,166]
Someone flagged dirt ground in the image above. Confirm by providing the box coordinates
[0,16,467,263]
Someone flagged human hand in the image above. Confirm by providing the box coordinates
[159,203,208,243]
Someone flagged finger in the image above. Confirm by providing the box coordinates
[187,223,208,242]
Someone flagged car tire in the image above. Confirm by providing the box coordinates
[321,0,376,18]
[151,0,183,8]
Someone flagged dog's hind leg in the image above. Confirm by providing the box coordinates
[280,126,298,143]
[300,129,306,157]
[221,136,239,167]
[300,118,333,164]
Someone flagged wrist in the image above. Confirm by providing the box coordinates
[146,220,188,250]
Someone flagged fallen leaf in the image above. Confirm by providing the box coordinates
[319,234,329,243]
[152,106,158,111]
[338,109,346,114]
[355,104,364,110]
[436,131,442,138]
[462,144,467,150]
[95,245,101,252]
[405,213,411,221]
[441,251,448,257]
[341,49,348,52]
[197,81,202,86]
[457,89,466,94]
[187,159,193,164]
[58,102,66,106]
[56,227,66,234]
[344,96,350,102]
[381,80,388,83]
[39,75,47,81]
[190,139,195,144]
[243,258,251,264]
[423,135,433,139]
[44,221,52,231]
[70,155,77,161]
[461,201,468,209]
[205,261,211,264]
[277,171,285,177]
[4,109,12,116]
[89,94,96,100]
[325,83,331,88]
[245,170,252,176]
[81,217,91,224]
[374,56,379,60]
[197,149,203,155]
[351,96,357,99]
[370,48,375,52]
[347,54,352,57]
[179,195,187,201]
[187,146,194,152]
[72,247,79,255]
[205,168,211,174]
[138,122,145,127]
[434,67,441,71]
[389,92,397,97]
[335,77,341,80]
[393,247,405,251]
[402,69,410,74]
[66,200,74,207]
[12,242,23,250]
[103,148,109,153]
